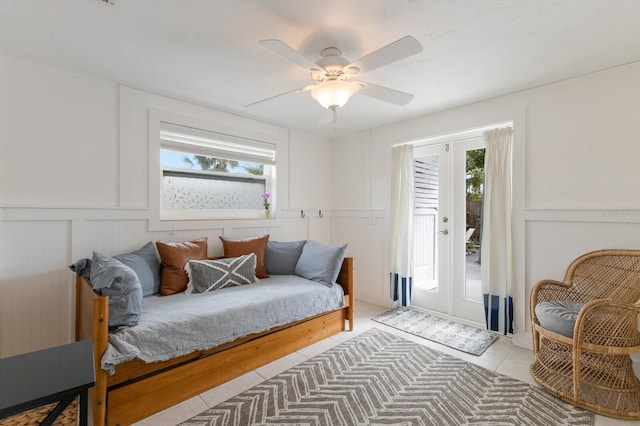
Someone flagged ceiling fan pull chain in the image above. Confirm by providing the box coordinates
[332,106,338,130]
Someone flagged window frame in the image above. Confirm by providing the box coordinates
[149,109,277,228]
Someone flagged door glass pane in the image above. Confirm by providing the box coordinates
[414,154,438,291]
[464,148,485,302]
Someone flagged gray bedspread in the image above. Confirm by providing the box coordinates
[102,275,344,373]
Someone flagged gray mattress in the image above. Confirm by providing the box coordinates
[102,275,345,373]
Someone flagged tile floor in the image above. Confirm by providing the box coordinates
[132,301,640,426]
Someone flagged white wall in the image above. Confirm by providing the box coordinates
[332,60,640,349]
[3,51,640,356]
[0,53,119,207]
[0,55,337,357]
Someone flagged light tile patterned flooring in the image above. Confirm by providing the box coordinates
[132,301,640,426]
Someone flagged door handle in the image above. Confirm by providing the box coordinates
[438,229,449,235]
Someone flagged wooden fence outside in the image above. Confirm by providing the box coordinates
[466,200,482,241]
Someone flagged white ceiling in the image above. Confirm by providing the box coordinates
[2,0,640,137]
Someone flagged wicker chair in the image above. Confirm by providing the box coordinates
[530,249,640,419]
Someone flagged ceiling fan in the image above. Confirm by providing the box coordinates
[247,36,423,127]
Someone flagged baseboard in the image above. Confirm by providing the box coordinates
[512,331,533,350]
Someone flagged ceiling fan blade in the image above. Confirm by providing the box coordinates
[350,36,423,74]
[357,81,415,106]
[244,87,306,108]
[259,39,316,69]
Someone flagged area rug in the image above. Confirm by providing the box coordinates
[180,329,593,426]
[372,308,498,355]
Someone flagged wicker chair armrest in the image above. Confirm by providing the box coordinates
[575,299,640,349]
[530,279,583,325]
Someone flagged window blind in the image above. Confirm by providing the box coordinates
[414,156,439,209]
[160,122,276,165]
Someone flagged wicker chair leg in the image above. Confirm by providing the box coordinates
[532,328,540,356]
[572,345,583,406]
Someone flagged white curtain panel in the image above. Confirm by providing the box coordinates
[481,127,514,334]
[390,144,415,306]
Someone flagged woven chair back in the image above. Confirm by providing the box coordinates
[566,249,640,305]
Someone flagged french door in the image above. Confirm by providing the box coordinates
[412,144,450,313]
[411,139,485,325]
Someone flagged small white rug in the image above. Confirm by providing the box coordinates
[372,308,499,355]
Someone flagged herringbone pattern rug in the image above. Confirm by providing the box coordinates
[181,329,593,426]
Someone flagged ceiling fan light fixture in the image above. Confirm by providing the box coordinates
[311,80,359,109]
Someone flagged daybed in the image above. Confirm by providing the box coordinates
[74,239,354,426]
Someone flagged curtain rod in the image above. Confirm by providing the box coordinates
[392,121,513,147]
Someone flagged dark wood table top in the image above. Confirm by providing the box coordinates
[0,339,95,416]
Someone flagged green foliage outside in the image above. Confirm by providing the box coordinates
[240,164,264,175]
[183,155,263,175]
[466,148,485,201]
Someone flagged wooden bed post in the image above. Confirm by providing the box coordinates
[91,298,108,426]
[76,275,109,426]
[337,257,354,331]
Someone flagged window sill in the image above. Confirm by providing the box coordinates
[160,209,273,221]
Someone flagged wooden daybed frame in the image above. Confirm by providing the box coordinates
[75,257,354,426]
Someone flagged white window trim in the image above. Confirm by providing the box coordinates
[148,109,277,229]
[160,122,276,165]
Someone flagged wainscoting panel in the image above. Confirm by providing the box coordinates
[79,219,162,259]
[333,212,387,307]
[525,219,640,331]
[221,214,308,244]
[1,220,72,357]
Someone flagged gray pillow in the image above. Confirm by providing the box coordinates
[535,300,585,338]
[69,258,92,278]
[69,242,161,297]
[185,254,257,294]
[90,251,143,329]
[294,240,348,287]
[265,240,306,275]
[114,242,161,297]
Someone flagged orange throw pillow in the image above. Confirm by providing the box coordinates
[156,238,208,295]
[219,235,269,278]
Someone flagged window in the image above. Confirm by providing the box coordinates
[158,121,276,220]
